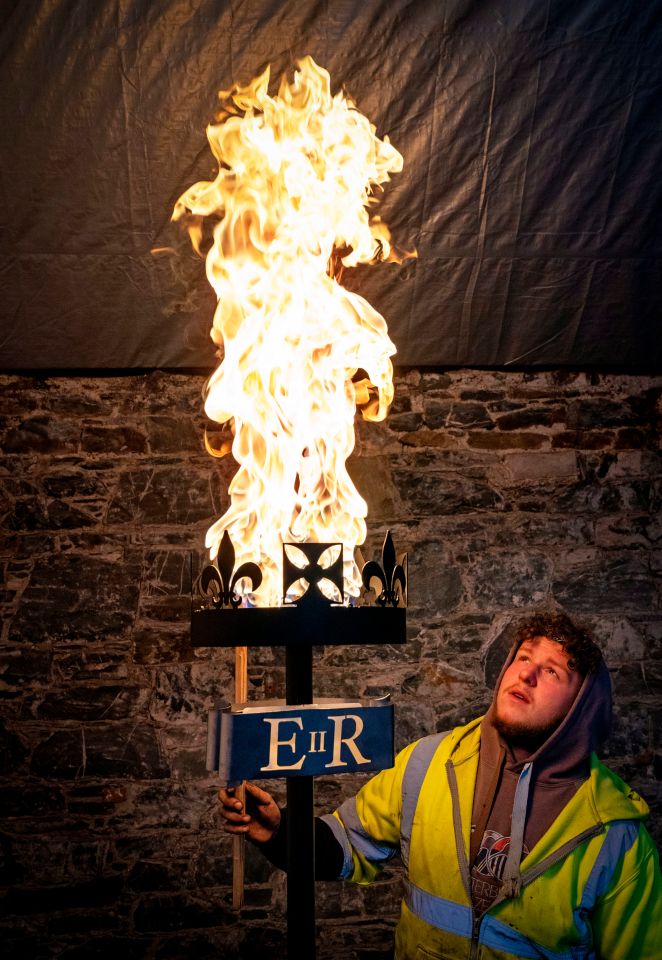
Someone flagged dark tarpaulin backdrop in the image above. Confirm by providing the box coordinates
[1,0,660,370]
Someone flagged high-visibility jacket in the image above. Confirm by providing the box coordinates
[321,718,662,959]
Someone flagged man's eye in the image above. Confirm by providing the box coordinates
[545,668,558,678]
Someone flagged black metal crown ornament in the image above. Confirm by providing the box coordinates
[197,530,406,610]
[199,530,262,608]
[361,530,407,607]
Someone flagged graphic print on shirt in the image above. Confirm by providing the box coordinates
[470,829,530,916]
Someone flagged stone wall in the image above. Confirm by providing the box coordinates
[1,369,660,959]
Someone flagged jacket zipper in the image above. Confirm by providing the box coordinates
[446,760,481,959]
[490,821,606,910]
[470,913,481,960]
[447,755,606,954]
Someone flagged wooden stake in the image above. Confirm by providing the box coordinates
[232,646,248,909]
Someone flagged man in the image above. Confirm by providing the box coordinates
[220,613,662,958]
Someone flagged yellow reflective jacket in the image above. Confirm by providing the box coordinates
[322,718,662,959]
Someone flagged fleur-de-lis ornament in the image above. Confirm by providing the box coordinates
[361,530,407,607]
[199,531,262,608]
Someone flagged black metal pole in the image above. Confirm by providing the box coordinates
[285,644,315,960]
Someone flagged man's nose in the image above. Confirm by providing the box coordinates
[519,664,537,685]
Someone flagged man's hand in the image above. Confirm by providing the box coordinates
[219,782,281,844]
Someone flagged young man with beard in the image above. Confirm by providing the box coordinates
[219,613,662,958]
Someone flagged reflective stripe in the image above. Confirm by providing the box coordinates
[445,758,472,901]
[501,762,533,899]
[580,819,639,907]
[571,819,639,946]
[400,732,449,871]
[480,915,577,960]
[405,879,578,960]
[404,877,473,938]
[320,813,354,880]
[337,797,396,865]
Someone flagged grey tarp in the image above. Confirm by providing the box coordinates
[1,0,660,369]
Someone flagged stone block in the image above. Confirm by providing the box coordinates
[607,703,661,758]
[113,781,204,832]
[47,911,124,934]
[52,647,130,682]
[150,662,232,724]
[106,467,220,525]
[459,389,505,402]
[553,555,656,613]
[595,515,652,548]
[162,726,209,780]
[3,416,80,455]
[30,724,170,781]
[615,427,654,449]
[469,553,552,609]
[193,837,234,888]
[35,685,149,722]
[80,424,148,454]
[493,515,594,547]
[590,618,647,662]
[0,785,65,819]
[0,933,51,960]
[153,927,287,960]
[145,416,201,453]
[467,432,548,450]
[133,891,235,932]
[57,936,151,959]
[553,479,653,515]
[0,723,29,776]
[66,782,128,816]
[8,553,141,644]
[501,451,577,481]
[0,834,18,885]
[361,872,404,918]
[419,372,452,392]
[6,498,97,532]
[406,542,464,620]
[606,451,661,478]
[566,398,644,430]
[42,471,110,499]
[0,876,124,915]
[0,647,52,690]
[552,430,614,450]
[346,456,396,520]
[127,859,193,892]
[387,411,424,432]
[114,833,200,865]
[133,625,195,665]
[316,880,364,918]
[393,470,500,516]
[495,406,563,431]
[422,399,452,429]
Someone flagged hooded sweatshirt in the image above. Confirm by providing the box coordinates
[469,643,613,915]
[256,643,614,897]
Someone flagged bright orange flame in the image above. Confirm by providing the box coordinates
[174,57,406,606]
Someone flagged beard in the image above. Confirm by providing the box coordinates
[492,711,564,753]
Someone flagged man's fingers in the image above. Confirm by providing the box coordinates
[223,821,251,835]
[218,788,245,814]
[244,781,275,805]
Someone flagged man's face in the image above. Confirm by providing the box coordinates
[494,636,583,743]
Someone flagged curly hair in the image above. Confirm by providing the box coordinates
[514,613,603,677]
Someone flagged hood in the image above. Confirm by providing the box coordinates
[484,640,613,782]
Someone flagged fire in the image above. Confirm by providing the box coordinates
[174,56,406,606]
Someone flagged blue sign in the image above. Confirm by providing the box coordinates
[208,699,394,784]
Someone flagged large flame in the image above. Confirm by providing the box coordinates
[174,57,405,606]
